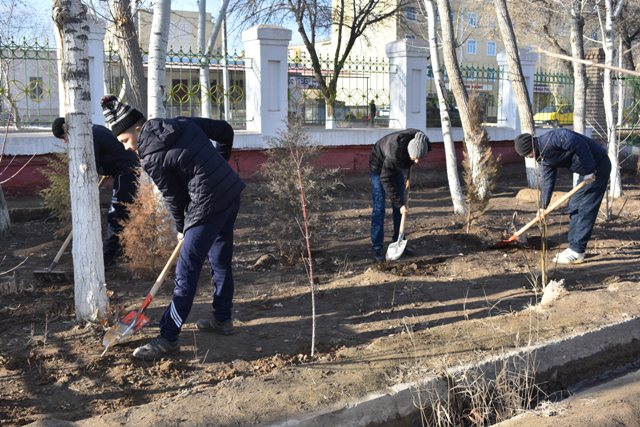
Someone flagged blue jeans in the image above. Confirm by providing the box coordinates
[370,172,405,252]
[159,196,240,342]
[567,156,611,253]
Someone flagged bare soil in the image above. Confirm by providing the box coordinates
[2,163,640,426]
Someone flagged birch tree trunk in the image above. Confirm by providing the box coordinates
[570,1,587,135]
[0,185,10,233]
[53,0,108,321]
[493,0,537,187]
[424,0,465,215]
[198,0,211,118]
[436,0,489,199]
[147,0,171,119]
[108,0,147,115]
[602,0,624,198]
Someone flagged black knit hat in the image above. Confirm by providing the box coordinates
[52,117,66,138]
[514,133,535,157]
[101,95,145,137]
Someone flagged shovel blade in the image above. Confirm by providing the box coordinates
[102,310,151,348]
[386,238,407,261]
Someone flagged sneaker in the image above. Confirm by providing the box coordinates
[196,318,235,335]
[132,336,179,360]
[553,248,585,264]
[372,249,385,263]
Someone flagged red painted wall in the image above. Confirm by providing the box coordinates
[1,140,520,196]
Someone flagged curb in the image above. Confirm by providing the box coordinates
[269,316,640,427]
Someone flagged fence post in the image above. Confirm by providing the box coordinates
[55,15,106,125]
[242,25,292,140]
[496,49,537,131]
[385,39,428,130]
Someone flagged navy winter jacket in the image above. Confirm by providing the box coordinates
[536,128,608,208]
[137,117,245,233]
[92,124,139,176]
[369,128,423,207]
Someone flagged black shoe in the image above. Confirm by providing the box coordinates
[372,248,385,262]
[132,336,179,360]
[402,247,415,257]
[196,318,235,335]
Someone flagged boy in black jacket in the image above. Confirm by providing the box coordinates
[369,129,430,262]
[51,117,139,267]
[101,95,245,360]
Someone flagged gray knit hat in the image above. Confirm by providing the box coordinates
[101,95,145,137]
[408,131,430,159]
[514,133,535,157]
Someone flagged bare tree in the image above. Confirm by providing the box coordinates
[107,0,147,115]
[53,0,109,321]
[422,0,466,215]
[147,0,171,119]
[232,0,408,128]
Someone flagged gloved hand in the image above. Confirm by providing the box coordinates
[583,173,595,183]
[400,205,409,215]
[536,208,546,220]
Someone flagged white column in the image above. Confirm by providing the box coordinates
[385,39,428,130]
[242,25,292,138]
[496,49,537,131]
[56,15,106,125]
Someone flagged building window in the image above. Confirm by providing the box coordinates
[487,41,497,56]
[405,7,417,21]
[28,77,44,101]
[467,40,477,55]
[468,12,477,27]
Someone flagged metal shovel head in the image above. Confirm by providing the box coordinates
[102,310,151,348]
[386,237,407,261]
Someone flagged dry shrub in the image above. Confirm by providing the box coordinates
[260,118,342,264]
[40,153,71,237]
[119,173,177,279]
[462,93,500,232]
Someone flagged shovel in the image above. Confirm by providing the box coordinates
[386,171,411,261]
[102,239,183,354]
[34,176,108,283]
[494,180,588,248]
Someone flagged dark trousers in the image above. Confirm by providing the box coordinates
[160,196,240,342]
[370,172,405,252]
[104,171,138,258]
[567,156,611,253]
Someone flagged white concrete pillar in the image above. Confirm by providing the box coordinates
[242,25,292,138]
[385,39,428,130]
[496,49,537,131]
[55,15,107,125]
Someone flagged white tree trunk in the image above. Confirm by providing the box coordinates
[424,0,465,215]
[198,0,211,118]
[53,0,108,321]
[570,1,587,135]
[147,0,171,119]
[602,0,624,198]
[493,0,537,187]
[0,185,10,233]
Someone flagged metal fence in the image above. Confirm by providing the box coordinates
[105,43,247,130]
[287,53,392,127]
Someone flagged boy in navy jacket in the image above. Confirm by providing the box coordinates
[514,129,611,264]
[101,95,245,359]
[52,117,139,268]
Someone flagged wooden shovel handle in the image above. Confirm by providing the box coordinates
[147,239,184,300]
[397,170,412,239]
[511,180,588,239]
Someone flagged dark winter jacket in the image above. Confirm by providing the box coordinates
[369,128,423,207]
[137,117,245,233]
[536,128,608,208]
[92,124,139,177]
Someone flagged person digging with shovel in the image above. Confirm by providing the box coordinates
[101,95,245,360]
[51,117,140,269]
[514,129,611,264]
[369,129,430,262]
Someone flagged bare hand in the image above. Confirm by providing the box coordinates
[583,173,595,184]
[177,232,184,240]
[536,208,546,220]
[400,205,408,215]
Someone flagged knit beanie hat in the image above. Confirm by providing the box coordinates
[408,131,431,159]
[514,133,535,157]
[52,117,66,138]
[101,95,145,137]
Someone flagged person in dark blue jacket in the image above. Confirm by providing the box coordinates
[101,95,245,360]
[52,117,139,268]
[369,129,430,262]
[514,129,611,264]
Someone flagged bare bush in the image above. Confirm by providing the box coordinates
[40,153,71,237]
[260,118,342,264]
[119,173,177,279]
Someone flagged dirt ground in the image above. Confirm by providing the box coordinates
[2,162,640,426]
